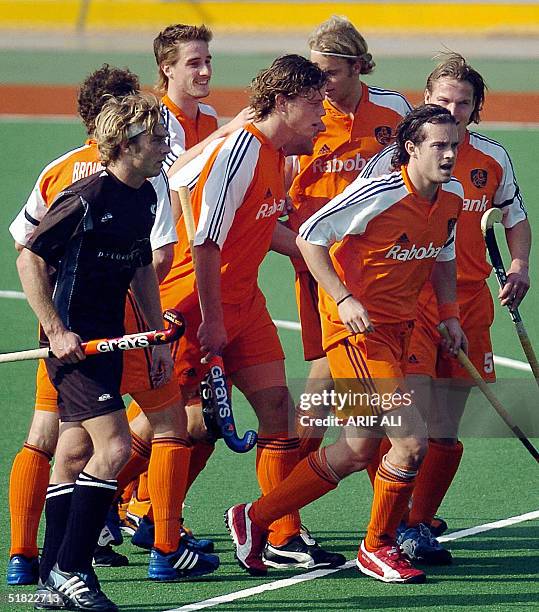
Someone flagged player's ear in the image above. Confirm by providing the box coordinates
[275,93,289,114]
[405,140,416,158]
[424,88,431,104]
[351,60,362,75]
[162,63,174,79]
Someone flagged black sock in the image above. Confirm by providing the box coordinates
[56,472,117,574]
[40,483,74,583]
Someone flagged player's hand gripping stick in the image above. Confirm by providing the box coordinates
[0,309,185,364]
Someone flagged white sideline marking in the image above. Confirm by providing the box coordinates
[0,293,532,373]
[493,355,532,372]
[437,509,539,542]
[168,510,539,612]
[0,290,26,300]
[170,510,539,612]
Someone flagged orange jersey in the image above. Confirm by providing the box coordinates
[299,167,463,349]
[161,95,218,171]
[9,141,176,250]
[360,131,527,284]
[9,141,101,245]
[160,123,286,308]
[288,84,411,236]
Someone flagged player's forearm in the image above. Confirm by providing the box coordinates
[16,249,65,337]
[271,222,302,258]
[431,259,457,307]
[193,240,224,323]
[296,236,349,303]
[130,264,165,330]
[152,244,174,283]
[505,219,531,269]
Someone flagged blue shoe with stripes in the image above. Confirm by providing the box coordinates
[148,544,219,581]
[7,555,39,585]
[132,515,215,553]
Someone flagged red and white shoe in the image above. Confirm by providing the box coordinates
[225,503,268,576]
[356,540,426,583]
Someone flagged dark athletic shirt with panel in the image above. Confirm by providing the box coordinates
[26,169,156,341]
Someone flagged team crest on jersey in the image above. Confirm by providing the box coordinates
[447,218,457,239]
[471,168,488,188]
[374,126,392,145]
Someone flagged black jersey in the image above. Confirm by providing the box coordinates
[27,170,155,340]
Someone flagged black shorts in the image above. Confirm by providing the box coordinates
[46,352,125,422]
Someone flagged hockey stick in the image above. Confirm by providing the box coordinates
[178,186,257,453]
[438,323,539,463]
[481,208,539,387]
[0,309,185,364]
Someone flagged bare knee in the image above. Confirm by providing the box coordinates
[26,411,59,456]
[325,436,380,477]
[52,429,93,482]
[387,437,428,470]
[187,402,212,442]
[249,386,292,434]
[93,437,132,476]
[129,411,153,443]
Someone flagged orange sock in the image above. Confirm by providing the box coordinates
[408,440,463,527]
[120,479,137,506]
[366,437,392,487]
[138,471,150,501]
[364,455,417,551]
[256,433,302,546]
[251,447,340,529]
[296,406,324,461]
[116,432,151,494]
[297,434,323,461]
[185,441,215,493]
[9,443,52,558]
[148,437,191,554]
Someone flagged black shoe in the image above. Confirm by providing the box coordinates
[34,579,66,610]
[92,545,129,567]
[44,564,118,611]
[263,532,346,569]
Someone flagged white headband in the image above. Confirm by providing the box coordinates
[126,122,147,139]
[311,49,360,60]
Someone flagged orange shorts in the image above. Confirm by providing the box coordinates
[34,293,180,414]
[295,271,325,362]
[35,359,58,412]
[326,322,414,417]
[171,287,285,390]
[406,281,495,382]
[121,293,180,412]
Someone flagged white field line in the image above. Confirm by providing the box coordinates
[0,293,532,372]
[168,509,539,612]
[0,290,26,300]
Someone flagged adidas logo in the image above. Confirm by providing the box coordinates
[318,144,331,155]
[100,212,113,223]
[397,233,410,244]
[408,354,419,364]
[265,188,272,198]
[98,393,113,402]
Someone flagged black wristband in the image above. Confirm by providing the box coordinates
[336,293,353,306]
